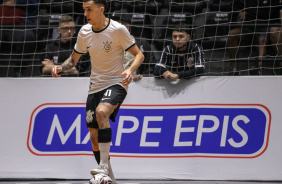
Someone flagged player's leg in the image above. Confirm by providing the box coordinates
[89,124,117,183]
[96,104,118,183]
[86,94,102,167]
[108,157,117,184]
[90,102,114,176]
[95,108,117,184]
[90,85,127,182]
[86,90,118,183]
[88,127,100,163]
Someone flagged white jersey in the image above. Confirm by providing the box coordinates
[74,19,135,94]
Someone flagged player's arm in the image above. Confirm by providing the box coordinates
[42,63,78,75]
[126,45,144,73]
[52,51,82,77]
[121,45,144,85]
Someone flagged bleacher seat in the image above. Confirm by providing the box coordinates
[167,13,193,25]
[130,13,152,41]
[209,0,233,12]
[107,1,123,12]
[201,11,231,49]
[126,0,163,15]
[168,0,207,14]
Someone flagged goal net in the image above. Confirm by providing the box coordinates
[0,0,281,77]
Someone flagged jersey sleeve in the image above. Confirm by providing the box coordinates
[154,46,169,77]
[74,29,87,54]
[118,25,135,51]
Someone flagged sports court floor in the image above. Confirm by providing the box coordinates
[0,180,281,184]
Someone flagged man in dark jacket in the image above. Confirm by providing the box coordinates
[154,24,205,79]
[40,15,90,76]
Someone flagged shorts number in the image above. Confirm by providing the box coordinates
[104,89,112,97]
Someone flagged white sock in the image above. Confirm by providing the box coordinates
[108,159,117,184]
[98,142,110,167]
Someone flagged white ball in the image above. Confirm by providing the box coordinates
[89,173,112,184]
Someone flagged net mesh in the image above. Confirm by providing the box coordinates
[0,0,281,77]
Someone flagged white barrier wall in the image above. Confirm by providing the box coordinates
[0,77,282,181]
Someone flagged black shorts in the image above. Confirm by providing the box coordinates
[86,84,127,129]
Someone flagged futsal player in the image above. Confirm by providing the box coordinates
[51,0,144,183]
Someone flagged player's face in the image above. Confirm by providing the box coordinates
[58,21,76,42]
[172,31,190,50]
[83,1,104,25]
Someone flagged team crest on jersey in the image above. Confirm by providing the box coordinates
[187,57,195,68]
[86,110,94,123]
[103,41,112,53]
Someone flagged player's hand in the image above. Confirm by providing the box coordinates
[52,66,62,78]
[121,70,133,86]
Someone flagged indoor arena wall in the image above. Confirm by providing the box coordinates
[0,77,281,181]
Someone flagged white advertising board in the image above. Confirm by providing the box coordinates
[0,77,281,181]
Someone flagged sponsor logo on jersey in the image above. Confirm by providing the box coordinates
[28,103,271,158]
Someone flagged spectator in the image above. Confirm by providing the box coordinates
[154,24,205,79]
[110,12,155,81]
[0,0,38,77]
[40,15,90,76]
[226,0,282,75]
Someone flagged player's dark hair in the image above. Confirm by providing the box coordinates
[83,0,107,10]
[172,23,191,35]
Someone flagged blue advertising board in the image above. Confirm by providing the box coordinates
[28,103,271,158]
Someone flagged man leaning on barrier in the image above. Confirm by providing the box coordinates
[154,24,205,80]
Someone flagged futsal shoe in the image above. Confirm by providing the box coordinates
[91,164,109,176]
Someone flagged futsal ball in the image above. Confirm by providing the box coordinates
[89,173,112,184]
